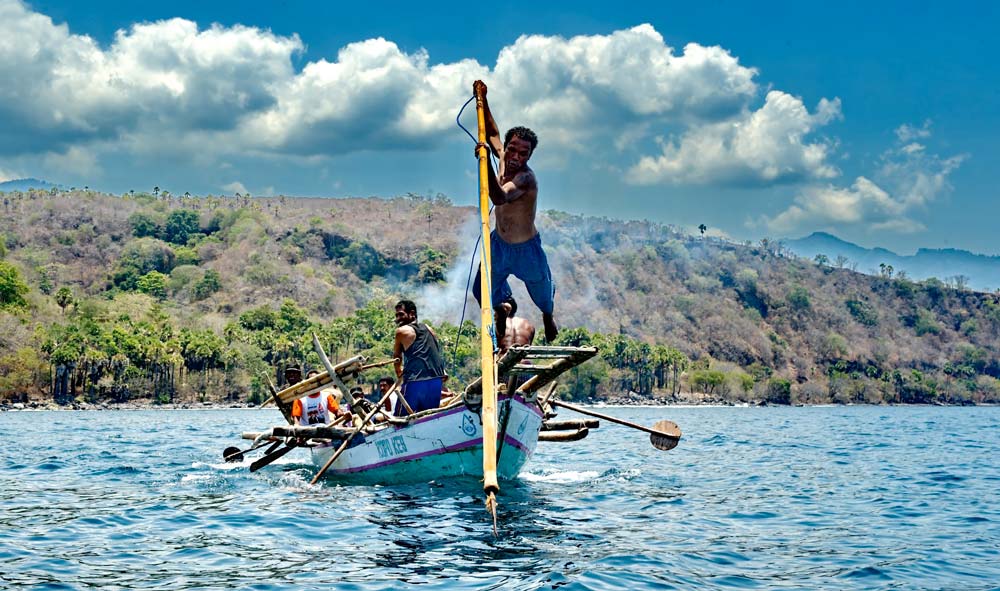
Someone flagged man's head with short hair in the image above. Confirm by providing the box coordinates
[306,369,319,378]
[502,127,537,174]
[378,377,393,387]
[395,299,418,326]
[504,126,538,152]
[502,295,518,317]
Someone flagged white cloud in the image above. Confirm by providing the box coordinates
[877,144,966,210]
[43,146,100,177]
[0,167,20,183]
[0,0,300,156]
[895,120,932,142]
[761,121,964,235]
[683,224,732,240]
[870,218,926,233]
[627,91,841,186]
[488,25,759,150]
[221,181,248,195]
[243,39,487,154]
[0,2,840,194]
[762,176,906,234]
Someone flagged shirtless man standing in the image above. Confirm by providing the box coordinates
[471,80,558,343]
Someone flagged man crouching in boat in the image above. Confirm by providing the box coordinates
[498,296,535,355]
[498,296,536,393]
[291,387,346,426]
[392,299,446,415]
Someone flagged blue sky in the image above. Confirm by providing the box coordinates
[3,0,997,254]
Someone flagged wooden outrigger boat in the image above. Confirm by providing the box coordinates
[235,344,605,484]
[227,83,682,528]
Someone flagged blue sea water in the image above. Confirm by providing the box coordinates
[1,406,998,590]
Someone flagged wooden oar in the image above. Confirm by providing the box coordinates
[249,441,298,472]
[247,414,353,472]
[261,373,294,424]
[550,399,681,451]
[358,358,398,372]
[223,437,283,463]
[309,380,400,484]
[395,390,415,416]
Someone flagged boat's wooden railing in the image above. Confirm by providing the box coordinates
[464,345,598,397]
[270,355,367,405]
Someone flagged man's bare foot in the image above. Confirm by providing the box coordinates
[543,313,558,343]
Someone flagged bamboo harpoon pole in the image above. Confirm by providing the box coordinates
[474,82,500,521]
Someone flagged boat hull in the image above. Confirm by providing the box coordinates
[310,395,542,484]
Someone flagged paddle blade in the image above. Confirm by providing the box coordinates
[249,443,296,472]
[650,420,681,451]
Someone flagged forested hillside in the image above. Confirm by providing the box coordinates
[2,189,998,406]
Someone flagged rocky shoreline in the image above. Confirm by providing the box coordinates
[0,391,985,411]
[4,395,728,412]
[1,400,262,412]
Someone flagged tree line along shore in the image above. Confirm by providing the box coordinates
[1,188,999,407]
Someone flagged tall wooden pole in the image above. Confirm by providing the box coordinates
[474,84,499,502]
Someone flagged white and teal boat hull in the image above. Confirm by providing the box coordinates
[309,395,542,484]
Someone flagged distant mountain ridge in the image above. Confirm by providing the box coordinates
[784,232,1000,292]
[0,178,63,192]
[5,179,995,292]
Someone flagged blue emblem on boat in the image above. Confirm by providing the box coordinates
[516,416,528,436]
[461,413,477,437]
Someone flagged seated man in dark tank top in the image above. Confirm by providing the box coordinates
[392,299,447,415]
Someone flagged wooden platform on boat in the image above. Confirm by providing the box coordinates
[464,345,598,396]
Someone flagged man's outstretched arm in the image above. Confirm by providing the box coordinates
[474,80,503,157]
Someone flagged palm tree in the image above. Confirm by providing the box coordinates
[698,224,707,237]
[55,287,73,314]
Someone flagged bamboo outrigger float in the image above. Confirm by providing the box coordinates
[227,83,683,532]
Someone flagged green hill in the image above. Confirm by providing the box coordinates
[2,188,998,406]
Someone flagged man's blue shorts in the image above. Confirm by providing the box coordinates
[473,231,555,315]
[396,377,442,415]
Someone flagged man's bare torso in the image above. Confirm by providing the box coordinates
[500,316,535,353]
[495,162,538,244]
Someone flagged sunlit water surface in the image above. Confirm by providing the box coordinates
[1,406,998,590]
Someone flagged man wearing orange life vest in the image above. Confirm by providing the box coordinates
[290,387,346,426]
